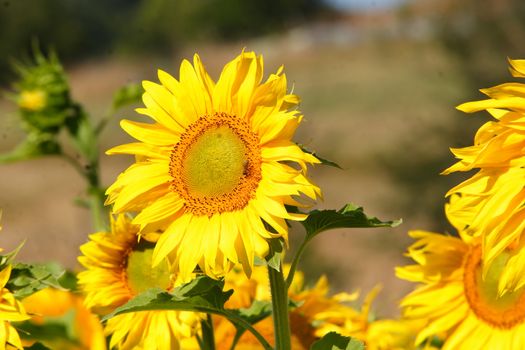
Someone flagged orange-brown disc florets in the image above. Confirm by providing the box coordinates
[169,112,262,216]
[463,245,525,329]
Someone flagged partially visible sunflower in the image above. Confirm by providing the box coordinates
[105,51,321,280]
[77,214,201,350]
[397,229,525,349]
[443,58,525,294]
[306,283,428,350]
[21,288,106,350]
[0,213,30,349]
[0,265,30,349]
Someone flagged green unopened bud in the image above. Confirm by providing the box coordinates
[12,49,81,133]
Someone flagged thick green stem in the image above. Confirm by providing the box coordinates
[268,263,291,350]
[199,314,216,350]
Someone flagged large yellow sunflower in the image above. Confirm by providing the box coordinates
[443,58,525,294]
[77,214,201,350]
[397,229,525,349]
[105,51,321,279]
[0,265,30,350]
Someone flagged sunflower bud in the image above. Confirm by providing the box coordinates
[12,49,80,134]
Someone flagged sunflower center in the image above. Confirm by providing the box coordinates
[182,125,247,197]
[126,241,172,295]
[463,245,525,328]
[169,112,262,216]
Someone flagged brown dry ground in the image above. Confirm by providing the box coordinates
[0,33,473,316]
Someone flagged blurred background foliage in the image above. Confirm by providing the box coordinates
[2,0,525,315]
[0,0,326,81]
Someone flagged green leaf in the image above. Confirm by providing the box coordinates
[301,203,401,239]
[231,300,272,325]
[112,83,142,111]
[6,262,75,298]
[227,300,272,349]
[0,133,61,164]
[300,146,342,169]
[310,332,365,350]
[17,310,77,343]
[265,238,285,271]
[102,276,232,321]
[100,276,275,349]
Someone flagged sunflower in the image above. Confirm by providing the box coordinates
[397,229,525,349]
[105,51,321,280]
[0,265,30,350]
[307,284,428,350]
[21,288,106,350]
[443,58,525,294]
[77,214,201,350]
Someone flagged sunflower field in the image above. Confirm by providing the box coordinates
[2,1,525,349]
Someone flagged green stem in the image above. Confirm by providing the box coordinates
[268,263,291,350]
[285,236,311,289]
[199,314,216,350]
[88,186,108,232]
[61,153,108,231]
[94,107,116,136]
[223,311,273,350]
[60,153,87,178]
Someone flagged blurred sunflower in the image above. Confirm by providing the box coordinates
[77,214,200,350]
[188,265,421,350]
[21,288,106,350]
[397,229,525,349]
[443,58,525,294]
[105,51,321,280]
[0,265,30,350]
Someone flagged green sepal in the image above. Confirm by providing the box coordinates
[310,332,365,350]
[301,203,401,239]
[265,238,285,271]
